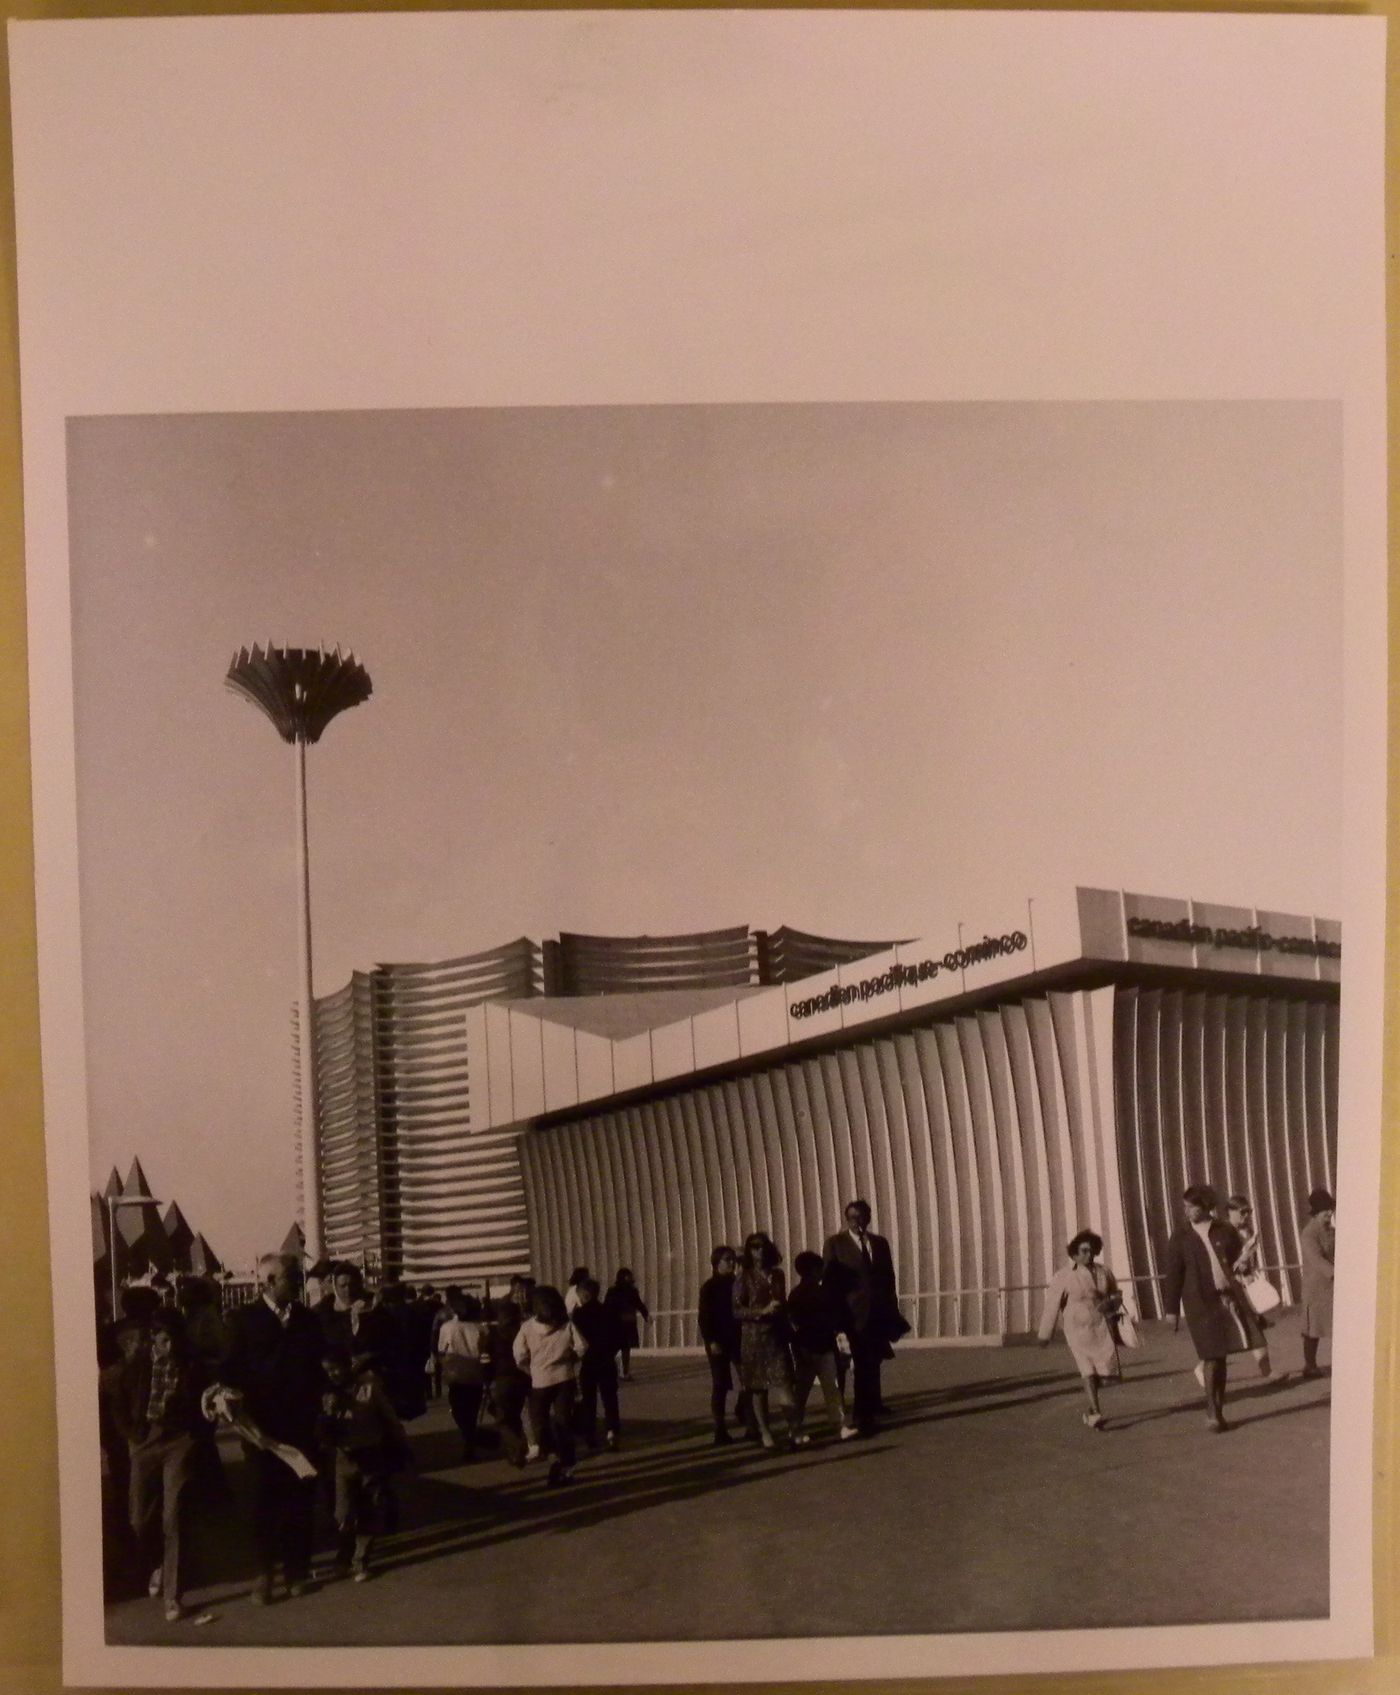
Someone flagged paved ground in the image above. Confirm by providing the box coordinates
[105,1313,1330,1646]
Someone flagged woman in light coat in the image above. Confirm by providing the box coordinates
[1037,1230,1123,1430]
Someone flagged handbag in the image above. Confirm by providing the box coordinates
[1243,1272,1281,1316]
[1093,1269,1139,1350]
[1112,1308,1142,1350]
[441,1351,483,1386]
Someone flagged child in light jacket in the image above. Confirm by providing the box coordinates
[512,1285,587,1486]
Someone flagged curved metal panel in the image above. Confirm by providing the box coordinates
[892,1034,936,1339]
[784,1063,821,1254]
[875,1038,920,1328]
[957,1016,1004,1334]
[596,1114,630,1300]
[719,1080,759,1242]
[856,1047,899,1269]
[751,1074,790,1256]
[1000,1004,1053,1296]
[933,1022,980,1335]
[621,1106,659,1304]
[837,1049,876,1217]
[796,1057,841,1250]
[819,1053,858,1215]
[695,1087,737,1253]
[770,1069,812,1262]
[978,1009,1028,1332]
[913,1027,959,1338]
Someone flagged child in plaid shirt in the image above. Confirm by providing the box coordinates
[112,1310,211,1621]
[317,1343,411,1582]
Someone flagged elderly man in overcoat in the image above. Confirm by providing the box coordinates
[216,1252,326,1604]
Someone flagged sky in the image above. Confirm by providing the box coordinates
[65,400,1342,1266]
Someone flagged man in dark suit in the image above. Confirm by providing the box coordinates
[217,1252,326,1603]
[821,1198,906,1434]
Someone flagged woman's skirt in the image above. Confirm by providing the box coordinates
[1063,1309,1120,1379]
[739,1322,796,1406]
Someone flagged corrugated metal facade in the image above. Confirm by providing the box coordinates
[1115,990,1338,1314]
[520,982,1338,1343]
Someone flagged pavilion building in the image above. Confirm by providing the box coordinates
[308,925,898,1286]
[456,888,1339,1342]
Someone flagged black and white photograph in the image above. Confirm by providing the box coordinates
[9,12,1385,1689]
[68,397,1347,1652]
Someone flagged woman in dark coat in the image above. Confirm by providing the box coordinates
[482,1295,534,1466]
[1299,1187,1335,1378]
[603,1268,650,1380]
[1161,1183,1266,1432]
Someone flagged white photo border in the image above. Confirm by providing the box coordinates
[7,10,1386,1686]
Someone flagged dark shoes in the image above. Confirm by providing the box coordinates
[249,1568,315,1604]
[712,1427,734,1446]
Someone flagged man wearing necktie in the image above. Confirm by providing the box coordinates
[215,1253,326,1603]
[821,1199,907,1434]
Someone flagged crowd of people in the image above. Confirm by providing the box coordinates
[96,1257,665,1617]
[1038,1183,1335,1434]
[96,1185,1333,1625]
[695,1199,908,1451]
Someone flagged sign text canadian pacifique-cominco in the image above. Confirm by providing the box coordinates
[790,932,1029,1021]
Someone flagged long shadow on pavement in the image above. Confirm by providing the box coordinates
[109,1355,1330,1617]
[1108,1379,1330,1431]
[872,1364,1188,1431]
[367,1438,884,1579]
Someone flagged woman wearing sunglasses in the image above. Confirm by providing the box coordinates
[1225,1195,1272,1378]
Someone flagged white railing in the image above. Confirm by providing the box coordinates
[635,1262,1302,1347]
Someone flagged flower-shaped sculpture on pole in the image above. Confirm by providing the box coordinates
[226,644,372,1268]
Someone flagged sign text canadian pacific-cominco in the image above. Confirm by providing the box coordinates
[1126,915,1340,959]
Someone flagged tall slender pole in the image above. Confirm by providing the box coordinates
[294,733,323,1265]
[225,644,371,1272]
[108,1196,119,1324]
